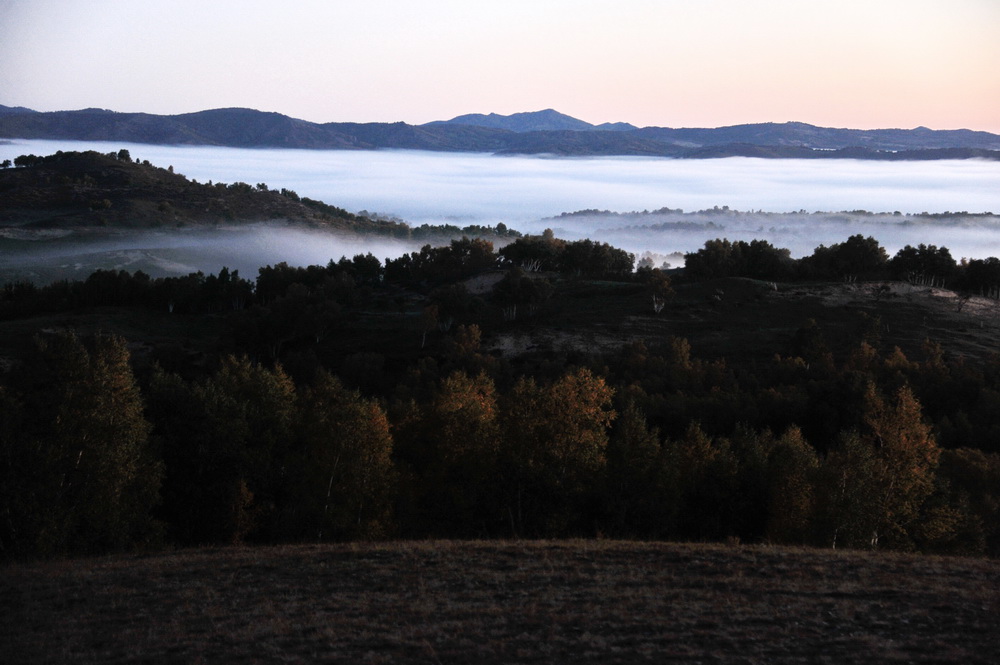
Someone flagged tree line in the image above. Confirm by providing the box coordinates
[0,234,633,318]
[683,234,1000,295]
[2,329,998,559]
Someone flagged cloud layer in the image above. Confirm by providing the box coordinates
[3,140,1000,271]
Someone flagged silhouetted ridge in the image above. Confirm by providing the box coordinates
[1,106,998,157]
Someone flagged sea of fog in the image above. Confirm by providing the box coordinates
[2,139,1000,278]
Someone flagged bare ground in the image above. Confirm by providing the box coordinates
[2,540,998,664]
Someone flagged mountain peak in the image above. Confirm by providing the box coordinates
[427,109,595,133]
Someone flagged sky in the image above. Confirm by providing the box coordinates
[1,0,998,132]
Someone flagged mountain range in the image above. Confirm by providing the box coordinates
[2,105,999,159]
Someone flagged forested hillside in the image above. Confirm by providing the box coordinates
[0,149,395,231]
[3,229,1000,559]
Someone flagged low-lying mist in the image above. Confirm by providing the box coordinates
[0,224,419,285]
[3,140,1000,278]
[539,209,1000,266]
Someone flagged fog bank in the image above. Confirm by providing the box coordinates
[0,225,418,285]
[3,140,1000,268]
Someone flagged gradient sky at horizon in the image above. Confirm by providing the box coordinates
[1,0,998,133]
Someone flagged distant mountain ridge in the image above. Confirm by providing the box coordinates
[1,105,998,159]
[425,109,640,132]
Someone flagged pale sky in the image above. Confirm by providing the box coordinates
[1,0,998,132]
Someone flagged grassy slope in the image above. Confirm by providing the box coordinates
[2,540,998,664]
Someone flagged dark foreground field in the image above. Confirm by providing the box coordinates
[2,541,998,664]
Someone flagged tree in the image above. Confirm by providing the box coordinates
[602,401,676,537]
[743,239,794,280]
[862,383,940,547]
[727,426,777,542]
[788,318,835,374]
[889,244,957,286]
[431,371,500,467]
[764,426,818,544]
[446,236,497,275]
[561,239,634,277]
[0,384,22,554]
[809,235,888,281]
[684,238,793,280]
[499,234,564,272]
[419,304,439,348]
[492,268,553,320]
[640,268,674,313]
[429,283,476,331]
[665,421,737,541]
[816,383,940,550]
[288,372,395,541]
[13,154,41,168]
[815,430,884,549]
[956,256,1000,297]
[350,253,383,285]
[684,238,737,279]
[384,237,497,285]
[205,356,296,541]
[0,332,162,557]
[417,371,502,535]
[934,448,1000,555]
[499,368,616,535]
[148,356,295,544]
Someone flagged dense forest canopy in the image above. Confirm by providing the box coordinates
[3,223,1000,560]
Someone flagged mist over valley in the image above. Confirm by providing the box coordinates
[2,139,999,281]
[0,224,417,285]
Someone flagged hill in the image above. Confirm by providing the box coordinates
[427,108,599,132]
[2,106,999,158]
[3,540,998,664]
[632,121,1000,152]
[0,149,396,232]
[0,104,36,116]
